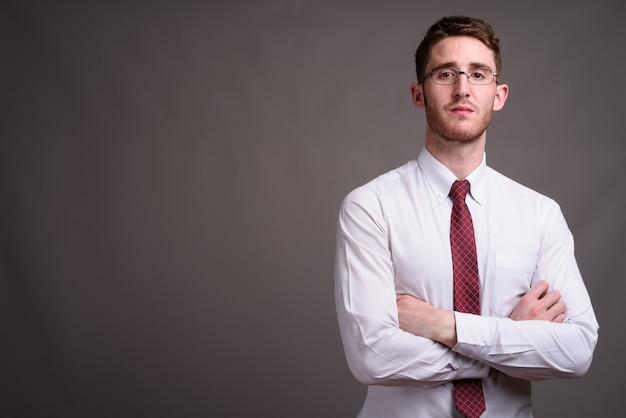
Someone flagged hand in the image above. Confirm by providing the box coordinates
[509,280,567,323]
[396,295,457,347]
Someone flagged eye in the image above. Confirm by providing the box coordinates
[468,68,489,80]
[435,68,456,80]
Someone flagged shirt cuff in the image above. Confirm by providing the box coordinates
[452,312,492,378]
[452,312,494,374]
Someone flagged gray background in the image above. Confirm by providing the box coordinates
[1,1,623,417]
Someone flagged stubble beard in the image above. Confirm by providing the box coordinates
[424,99,493,146]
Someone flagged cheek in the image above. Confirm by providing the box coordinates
[423,92,444,109]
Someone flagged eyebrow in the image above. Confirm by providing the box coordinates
[428,62,494,72]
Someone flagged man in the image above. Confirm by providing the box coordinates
[334,16,598,418]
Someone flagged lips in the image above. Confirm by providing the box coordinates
[450,105,474,115]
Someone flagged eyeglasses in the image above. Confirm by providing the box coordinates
[421,67,498,86]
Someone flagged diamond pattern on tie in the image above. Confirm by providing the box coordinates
[454,379,485,418]
[450,180,486,418]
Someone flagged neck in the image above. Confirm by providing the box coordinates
[425,135,485,179]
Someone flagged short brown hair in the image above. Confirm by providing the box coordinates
[415,16,502,83]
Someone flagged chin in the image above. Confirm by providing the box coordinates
[442,130,484,144]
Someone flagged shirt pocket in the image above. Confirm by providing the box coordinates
[489,252,538,317]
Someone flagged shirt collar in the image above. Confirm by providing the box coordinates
[416,146,486,205]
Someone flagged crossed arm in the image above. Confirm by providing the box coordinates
[396,280,567,348]
[336,187,598,385]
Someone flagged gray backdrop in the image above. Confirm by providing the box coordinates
[2,1,623,417]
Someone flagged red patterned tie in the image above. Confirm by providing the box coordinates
[450,180,486,418]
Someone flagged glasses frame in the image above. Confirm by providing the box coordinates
[421,67,498,86]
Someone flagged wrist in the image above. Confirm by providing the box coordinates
[435,310,458,347]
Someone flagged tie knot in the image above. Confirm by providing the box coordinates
[450,180,470,203]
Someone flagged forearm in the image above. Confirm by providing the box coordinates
[396,295,597,380]
[452,311,597,380]
[336,306,489,386]
[396,295,458,348]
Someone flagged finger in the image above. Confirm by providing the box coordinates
[548,300,567,316]
[540,290,562,309]
[396,294,409,302]
[525,280,549,299]
[539,300,567,322]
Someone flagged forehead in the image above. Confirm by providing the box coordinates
[427,36,496,69]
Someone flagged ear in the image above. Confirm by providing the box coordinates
[410,83,425,109]
[492,83,509,111]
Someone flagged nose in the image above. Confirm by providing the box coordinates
[453,72,471,97]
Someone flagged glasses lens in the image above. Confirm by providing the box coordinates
[467,67,493,85]
[431,68,458,85]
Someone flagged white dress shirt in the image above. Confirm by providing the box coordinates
[334,147,599,418]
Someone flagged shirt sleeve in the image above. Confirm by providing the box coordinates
[334,187,490,387]
[453,202,599,380]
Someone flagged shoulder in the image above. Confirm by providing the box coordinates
[338,160,419,219]
[342,160,417,204]
[486,167,563,219]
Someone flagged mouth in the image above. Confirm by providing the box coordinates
[450,105,474,115]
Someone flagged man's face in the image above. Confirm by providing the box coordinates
[412,36,508,146]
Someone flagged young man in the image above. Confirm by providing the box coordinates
[334,16,598,418]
